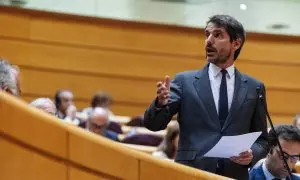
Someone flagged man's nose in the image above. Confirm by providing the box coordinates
[206,35,214,46]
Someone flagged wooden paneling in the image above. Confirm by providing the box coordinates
[29,16,202,56]
[0,13,30,38]
[236,62,300,88]
[270,114,294,125]
[0,39,30,63]
[0,92,68,158]
[68,127,139,180]
[0,39,299,88]
[0,7,299,124]
[0,39,200,80]
[28,14,300,65]
[267,89,300,115]
[19,67,300,116]
[0,137,67,180]
[241,39,300,64]
[139,159,227,180]
[23,95,146,116]
[69,167,111,180]
[20,68,155,104]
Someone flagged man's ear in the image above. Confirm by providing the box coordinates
[233,38,242,50]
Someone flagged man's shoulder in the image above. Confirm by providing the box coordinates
[239,71,264,86]
[249,163,264,179]
[174,65,208,80]
[175,70,200,77]
[292,173,300,180]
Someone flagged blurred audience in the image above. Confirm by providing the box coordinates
[64,104,80,125]
[54,89,74,119]
[294,113,300,129]
[82,92,114,118]
[152,122,179,160]
[249,125,300,180]
[86,107,119,141]
[126,115,144,127]
[0,59,21,96]
[107,121,123,134]
[122,133,162,146]
[30,98,56,116]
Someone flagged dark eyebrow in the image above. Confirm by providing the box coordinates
[213,29,223,34]
[204,29,224,34]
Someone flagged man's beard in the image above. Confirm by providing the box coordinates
[207,51,231,65]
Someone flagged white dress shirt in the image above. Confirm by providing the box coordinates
[208,63,235,114]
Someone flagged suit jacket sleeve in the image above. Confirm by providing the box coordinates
[143,73,182,131]
[250,83,269,166]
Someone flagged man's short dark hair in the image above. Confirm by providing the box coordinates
[268,125,300,147]
[91,92,112,108]
[54,89,72,109]
[206,15,246,60]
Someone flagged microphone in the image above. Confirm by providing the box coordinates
[256,86,292,179]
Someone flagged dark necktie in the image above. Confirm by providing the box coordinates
[218,69,228,128]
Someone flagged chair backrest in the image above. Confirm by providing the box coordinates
[122,134,163,146]
[126,116,144,127]
[107,121,123,134]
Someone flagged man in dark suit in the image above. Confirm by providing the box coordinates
[249,125,300,180]
[144,15,269,179]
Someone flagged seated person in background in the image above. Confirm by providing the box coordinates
[64,104,80,125]
[86,107,119,141]
[0,59,21,97]
[30,98,56,116]
[152,122,179,160]
[249,125,300,180]
[81,92,114,119]
[54,89,74,119]
[294,113,300,130]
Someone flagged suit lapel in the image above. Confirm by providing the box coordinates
[193,64,220,129]
[222,69,248,131]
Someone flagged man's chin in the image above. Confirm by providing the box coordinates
[206,57,216,63]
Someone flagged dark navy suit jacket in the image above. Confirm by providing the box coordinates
[144,64,269,180]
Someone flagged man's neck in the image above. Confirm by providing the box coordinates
[265,159,283,179]
[213,58,234,69]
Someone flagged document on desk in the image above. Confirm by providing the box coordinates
[204,132,262,158]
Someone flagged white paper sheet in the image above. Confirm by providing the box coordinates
[203,132,262,158]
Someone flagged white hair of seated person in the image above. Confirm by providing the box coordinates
[87,107,110,133]
[30,98,56,116]
[88,107,109,123]
[0,60,19,96]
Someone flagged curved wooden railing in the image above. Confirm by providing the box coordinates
[0,91,231,180]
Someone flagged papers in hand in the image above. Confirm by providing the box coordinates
[203,132,262,158]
